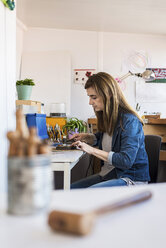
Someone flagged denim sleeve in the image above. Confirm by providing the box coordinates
[112,116,143,169]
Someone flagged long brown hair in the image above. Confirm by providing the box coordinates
[85,72,143,135]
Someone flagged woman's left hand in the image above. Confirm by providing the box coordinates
[72,141,94,154]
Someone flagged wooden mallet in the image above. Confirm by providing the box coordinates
[48,190,152,236]
[7,131,20,157]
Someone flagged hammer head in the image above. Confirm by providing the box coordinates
[48,210,95,236]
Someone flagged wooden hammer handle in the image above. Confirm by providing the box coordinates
[95,190,152,215]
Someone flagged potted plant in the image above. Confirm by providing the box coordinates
[16,78,35,100]
[62,117,87,139]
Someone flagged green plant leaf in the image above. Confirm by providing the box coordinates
[63,117,87,134]
[16,78,35,86]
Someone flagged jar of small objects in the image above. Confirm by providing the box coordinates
[7,109,53,215]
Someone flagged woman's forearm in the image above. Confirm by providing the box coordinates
[72,140,109,162]
[91,147,109,162]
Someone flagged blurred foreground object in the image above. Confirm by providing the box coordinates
[7,109,50,157]
[48,191,152,236]
[16,100,41,114]
[7,109,52,215]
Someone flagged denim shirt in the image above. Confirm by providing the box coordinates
[95,113,150,182]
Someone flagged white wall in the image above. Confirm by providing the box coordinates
[20,28,98,120]
[103,32,166,116]
[18,27,166,120]
[21,50,72,116]
[16,19,26,79]
[0,2,16,192]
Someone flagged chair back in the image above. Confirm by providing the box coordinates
[144,135,162,183]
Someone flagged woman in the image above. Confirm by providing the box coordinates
[71,72,150,188]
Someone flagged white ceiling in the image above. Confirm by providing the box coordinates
[17,0,166,35]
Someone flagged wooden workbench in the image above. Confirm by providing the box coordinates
[143,118,166,161]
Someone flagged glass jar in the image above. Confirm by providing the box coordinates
[8,155,53,215]
[50,103,66,117]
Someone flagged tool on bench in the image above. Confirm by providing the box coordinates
[48,190,152,236]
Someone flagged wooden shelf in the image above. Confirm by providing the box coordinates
[143,124,166,143]
[146,119,166,125]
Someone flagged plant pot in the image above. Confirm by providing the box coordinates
[16,85,33,100]
[68,129,79,139]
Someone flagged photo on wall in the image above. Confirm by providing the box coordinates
[146,68,166,83]
[74,69,96,85]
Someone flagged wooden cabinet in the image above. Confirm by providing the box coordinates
[143,119,166,182]
[143,119,166,162]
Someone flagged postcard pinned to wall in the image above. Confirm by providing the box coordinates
[74,69,96,85]
[146,68,166,83]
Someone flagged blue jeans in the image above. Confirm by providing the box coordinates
[71,170,127,189]
[90,178,127,188]
[71,174,102,189]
